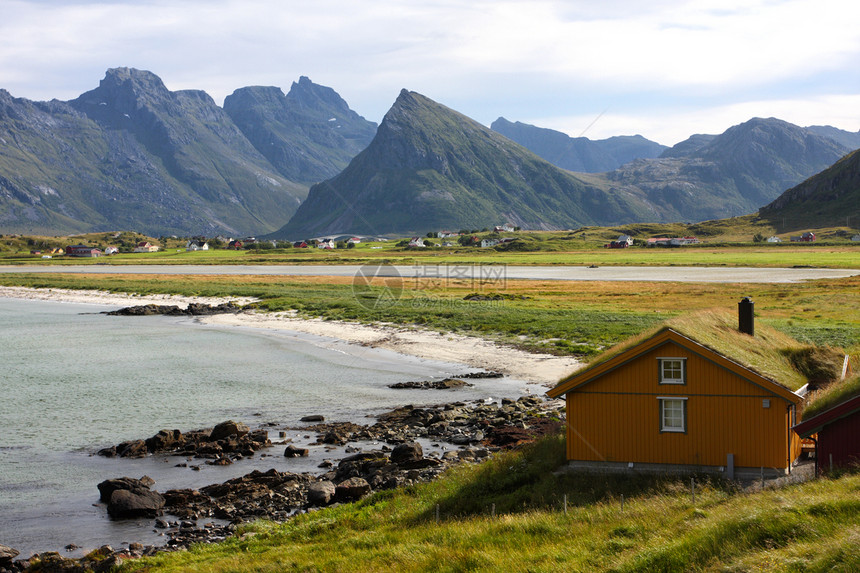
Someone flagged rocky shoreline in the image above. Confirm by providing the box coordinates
[4,394,563,572]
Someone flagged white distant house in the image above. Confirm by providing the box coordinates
[347,237,361,244]
[481,238,500,248]
[317,239,335,249]
[438,231,460,239]
[852,235,860,242]
[494,224,516,233]
[185,240,209,251]
[408,237,426,247]
[104,246,119,255]
[767,236,782,243]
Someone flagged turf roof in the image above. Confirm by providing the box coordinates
[553,309,843,393]
[801,371,860,420]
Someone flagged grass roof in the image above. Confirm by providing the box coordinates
[801,371,860,420]
[555,309,845,393]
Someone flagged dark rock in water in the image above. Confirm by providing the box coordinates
[104,302,243,317]
[453,371,504,379]
[307,480,336,505]
[97,476,152,502]
[98,476,165,518]
[107,488,165,518]
[336,477,371,500]
[388,377,471,390]
[210,420,250,441]
[300,415,325,422]
[390,441,423,464]
[284,445,309,458]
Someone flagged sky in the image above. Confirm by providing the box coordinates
[1,0,859,146]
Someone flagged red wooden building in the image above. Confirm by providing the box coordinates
[793,392,860,473]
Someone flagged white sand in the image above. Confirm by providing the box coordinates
[0,286,582,386]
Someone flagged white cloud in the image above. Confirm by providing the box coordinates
[0,0,857,141]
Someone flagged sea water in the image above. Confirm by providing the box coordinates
[0,297,528,557]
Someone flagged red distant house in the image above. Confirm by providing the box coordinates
[66,244,102,257]
[794,388,860,473]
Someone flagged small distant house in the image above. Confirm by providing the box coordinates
[318,239,335,249]
[646,237,699,247]
[408,237,426,248]
[185,240,209,251]
[49,248,64,255]
[66,244,102,257]
[793,375,860,474]
[227,240,243,249]
[347,237,362,245]
[134,241,159,253]
[104,246,119,255]
[494,224,516,233]
[438,231,460,239]
[293,241,308,248]
[790,232,815,242]
[851,235,860,242]
[481,238,500,248]
[767,236,782,243]
[606,235,633,248]
[30,250,42,255]
[547,300,807,478]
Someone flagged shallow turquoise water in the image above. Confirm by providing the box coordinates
[0,297,526,557]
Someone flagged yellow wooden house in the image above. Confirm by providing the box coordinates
[547,306,813,478]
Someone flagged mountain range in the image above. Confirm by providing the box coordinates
[1,68,857,238]
[0,68,375,236]
[274,94,855,237]
[490,117,667,173]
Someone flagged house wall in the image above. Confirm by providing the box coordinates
[564,341,797,471]
[817,411,860,470]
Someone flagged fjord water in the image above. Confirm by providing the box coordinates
[0,297,526,557]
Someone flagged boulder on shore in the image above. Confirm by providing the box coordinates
[0,544,19,566]
[336,477,372,500]
[390,441,423,464]
[307,480,336,505]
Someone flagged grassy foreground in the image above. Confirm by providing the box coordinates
[114,434,860,573]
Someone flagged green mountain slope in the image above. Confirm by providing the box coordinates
[0,69,373,236]
[759,148,860,229]
[272,90,659,238]
[224,77,377,189]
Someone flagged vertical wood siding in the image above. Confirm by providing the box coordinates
[565,341,797,470]
[818,412,860,470]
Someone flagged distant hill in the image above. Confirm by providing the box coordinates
[759,148,860,230]
[0,68,373,236]
[804,126,860,151]
[271,90,659,238]
[589,118,852,221]
[490,117,667,172]
[224,77,377,189]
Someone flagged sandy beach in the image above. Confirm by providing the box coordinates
[0,286,581,386]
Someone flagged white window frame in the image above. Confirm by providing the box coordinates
[658,397,688,433]
[658,357,686,385]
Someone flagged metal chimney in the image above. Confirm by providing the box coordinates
[738,297,754,336]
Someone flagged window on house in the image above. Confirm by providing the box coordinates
[659,397,687,433]
[659,358,686,384]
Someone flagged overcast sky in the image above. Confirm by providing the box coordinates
[2,0,858,146]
